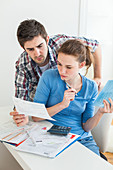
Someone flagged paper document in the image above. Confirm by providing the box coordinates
[16,122,80,158]
[13,97,54,121]
[94,80,113,107]
[0,120,38,146]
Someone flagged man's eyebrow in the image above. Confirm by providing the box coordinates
[26,42,44,50]
[27,47,34,50]
[38,42,43,46]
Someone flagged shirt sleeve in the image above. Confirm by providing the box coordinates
[77,36,99,53]
[50,34,99,53]
[82,82,98,123]
[15,69,36,101]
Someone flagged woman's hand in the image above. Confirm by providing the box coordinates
[61,88,76,108]
[10,111,29,127]
[98,98,113,114]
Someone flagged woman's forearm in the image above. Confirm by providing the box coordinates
[32,102,66,122]
[47,102,66,117]
[82,110,104,132]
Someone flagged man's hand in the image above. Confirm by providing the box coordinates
[10,111,29,127]
[93,77,102,91]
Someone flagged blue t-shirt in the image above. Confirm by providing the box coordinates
[34,68,98,139]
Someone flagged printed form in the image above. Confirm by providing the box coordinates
[94,80,113,107]
[13,97,54,121]
[0,120,38,145]
[16,122,80,158]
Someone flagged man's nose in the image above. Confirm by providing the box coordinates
[34,48,40,56]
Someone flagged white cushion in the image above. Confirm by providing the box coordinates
[91,108,113,152]
[106,125,113,152]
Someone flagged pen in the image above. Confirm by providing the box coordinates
[64,80,78,96]
[26,130,37,146]
[64,80,71,89]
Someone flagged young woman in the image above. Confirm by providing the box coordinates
[32,39,113,156]
[11,39,113,156]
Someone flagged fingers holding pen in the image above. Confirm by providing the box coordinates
[10,111,19,116]
[65,88,76,100]
[62,88,76,108]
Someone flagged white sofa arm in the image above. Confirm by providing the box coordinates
[91,107,113,152]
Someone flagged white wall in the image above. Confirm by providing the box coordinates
[79,0,113,84]
[0,0,80,106]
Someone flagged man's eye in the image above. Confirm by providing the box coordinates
[37,45,42,48]
[28,49,34,51]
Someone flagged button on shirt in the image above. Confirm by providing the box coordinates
[15,34,99,101]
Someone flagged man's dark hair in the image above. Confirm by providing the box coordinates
[17,19,48,48]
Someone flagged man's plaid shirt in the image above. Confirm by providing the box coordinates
[15,34,99,101]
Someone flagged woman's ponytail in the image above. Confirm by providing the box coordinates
[85,46,94,75]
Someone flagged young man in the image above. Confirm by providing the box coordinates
[15,19,102,102]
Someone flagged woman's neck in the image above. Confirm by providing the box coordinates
[66,74,82,92]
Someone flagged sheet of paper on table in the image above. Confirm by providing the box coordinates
[16,123,80,158]
[0,119,38,145]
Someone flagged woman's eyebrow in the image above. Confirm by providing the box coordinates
[57,60,72,67]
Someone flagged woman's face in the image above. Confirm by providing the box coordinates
[57,52,81,81]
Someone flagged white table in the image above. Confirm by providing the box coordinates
[0,106,113,170]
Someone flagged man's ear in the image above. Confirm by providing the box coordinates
[46,35,49,45]
[79,61,86,68]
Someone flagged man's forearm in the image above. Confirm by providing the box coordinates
[93,44,102,79]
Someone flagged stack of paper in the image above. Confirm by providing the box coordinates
[16,122,80,158]
[0,120,38,146]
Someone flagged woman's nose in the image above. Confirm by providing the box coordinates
[60,67,66,74]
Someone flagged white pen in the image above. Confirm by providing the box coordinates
[26,130,37,146]
[64,80,78,96]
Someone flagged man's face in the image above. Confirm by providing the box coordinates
[24,35,49,66]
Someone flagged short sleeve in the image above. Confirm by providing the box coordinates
[82,82,98,123]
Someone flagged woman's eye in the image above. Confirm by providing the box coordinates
[67,67,72,69]
[57,62,62,66]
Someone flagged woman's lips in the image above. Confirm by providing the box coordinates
[60,75,67,78]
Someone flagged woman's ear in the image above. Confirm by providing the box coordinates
[79,61,86,68]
